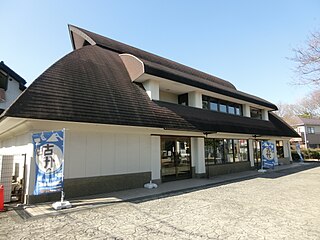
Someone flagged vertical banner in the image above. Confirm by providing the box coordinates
[32,130,64,195]
[296,143,304,162]
[261,141,275,169]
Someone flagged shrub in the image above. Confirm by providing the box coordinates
[300,149,320,160]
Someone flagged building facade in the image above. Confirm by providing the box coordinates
[0,61,26,202]
[0,25,299,204]
[0,61,26,113]
[291,117,320,149]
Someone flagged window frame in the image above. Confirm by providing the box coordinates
[202,95,243,116]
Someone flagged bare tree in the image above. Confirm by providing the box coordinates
[275,90,320,122]
[275,102,299,124]
[291,31,320,86]
[298,89,320,117]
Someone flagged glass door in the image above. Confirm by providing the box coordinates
[253,140,261,169]
[161,137,191,182]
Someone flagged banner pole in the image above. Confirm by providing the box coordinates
[52,128,71,210]
[61,128,66,203]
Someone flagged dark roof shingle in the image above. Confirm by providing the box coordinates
[71,25,277,110]
[1,26,298,137]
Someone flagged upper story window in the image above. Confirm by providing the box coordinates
[202,95,242,116]
[250,107,262,119]
[307,127,315,134]
[178,93,188,106]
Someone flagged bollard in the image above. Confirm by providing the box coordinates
[0,185,4,211]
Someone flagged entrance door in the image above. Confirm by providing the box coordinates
[161,137,192,182]
[253,140,261,169]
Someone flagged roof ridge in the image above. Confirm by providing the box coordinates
[69,25,237,90]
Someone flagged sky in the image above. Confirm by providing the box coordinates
[1,0,320,104]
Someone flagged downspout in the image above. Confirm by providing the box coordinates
[303,126,308,150]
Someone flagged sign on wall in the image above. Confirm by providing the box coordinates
[32,130,64,195]
[261,141,275,169]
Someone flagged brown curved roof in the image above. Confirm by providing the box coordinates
[69,25,277,110]
[1,43,297,137]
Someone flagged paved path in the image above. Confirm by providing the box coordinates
[1,164,320,239]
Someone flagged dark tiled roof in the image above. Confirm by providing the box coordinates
[1,44,298,137]
[0,61,27,90]
[71,26,277,110]
[71,26,236,90]
[2,45,195,130]
[291,116,320,126]
[1,26,297,137]
[155,101,299,137]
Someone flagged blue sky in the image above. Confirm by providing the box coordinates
[1,0,319,104]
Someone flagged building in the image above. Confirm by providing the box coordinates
[0,25,299,204]
[0,61,26,113]
[0,61,26,203]
[290,116,320,149]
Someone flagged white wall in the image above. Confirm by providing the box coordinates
[191,137,205,174]
[188,91,202,108]
[64,130,153,179]
[243,104,250,117]
[0,133,33,202]
[143,80,159,100]
[248,139,255,167]
[0,79,22,110]
[262,109,269,121]
[159,91,178,104]
[151,136,161,180]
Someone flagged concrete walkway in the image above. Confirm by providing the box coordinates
[12,162,317,220]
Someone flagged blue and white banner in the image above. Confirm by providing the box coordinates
[261,141,275,169]
[296,143,304,162]
[32,130,64,195]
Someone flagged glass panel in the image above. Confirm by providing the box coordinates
[219,103,227,113]
[161,137,191,181]
[307,127,315,134]
[239,140,248,161]
[202,100,209,109]
[215,139,224,164]
[250,108,262,119]
[178,93,188,106]
[253,140,261,168]
[235,106,242,115]
[161,140,176,179]
[228,105,235,114]
[176,139,191,177]
[210,101,218,111]
[205,139,215,165]
[225,139,234,163]
[276,140,284,158]
[234,140,240,162]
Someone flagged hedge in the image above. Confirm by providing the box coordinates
[292,149,320,160]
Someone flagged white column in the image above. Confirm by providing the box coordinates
[188,91,202,108]
[262,109,269,120]
[143,80,159,100]
[150,136,161,181]
[248,139,255,167]
[243,104,251,117]
[283,140,291,160]
[191,137,205,176]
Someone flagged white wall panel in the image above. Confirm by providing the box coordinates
[85,133,102,177]
[151,136,160,180]
[68,132,86,178]
[140,135,151,172]
[115,134,128,174]
[101,133,115,175]
[127,134,140,173]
